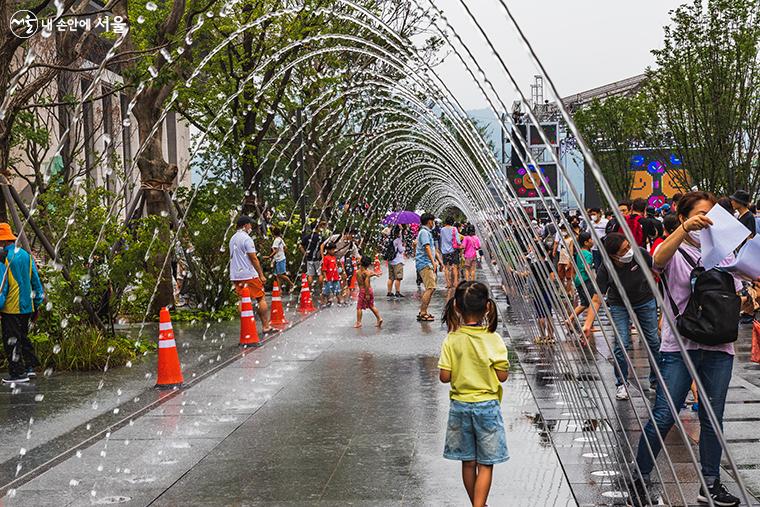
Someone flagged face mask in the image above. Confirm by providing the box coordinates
[590,214,597,221]
[688,230,701,245]
[618,249,634,263]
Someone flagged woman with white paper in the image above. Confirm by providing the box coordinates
[630,191,745,506]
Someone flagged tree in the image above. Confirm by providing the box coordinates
[573,93,662,200]
[648,0,760,196]
[0,0,95,219]
[111,0,218,311]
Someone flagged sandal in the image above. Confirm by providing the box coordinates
[416,313,434,322]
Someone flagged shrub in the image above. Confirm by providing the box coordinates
[0,325,156,372]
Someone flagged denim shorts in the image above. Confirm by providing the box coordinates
[274,259,287,275]
[444,399,509,465]
[322,280,340,296]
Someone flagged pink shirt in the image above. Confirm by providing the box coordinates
[461,235,481,260]
[657,242,741,355]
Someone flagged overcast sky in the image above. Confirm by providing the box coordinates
[431,0,685,112]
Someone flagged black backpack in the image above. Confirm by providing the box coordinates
[383,237,396,261]
[663,248,740,345]
[605,218,619,235]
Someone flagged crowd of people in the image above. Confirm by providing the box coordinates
[226,190,760,507]
[523,190,760,506]
[229,211,485,330]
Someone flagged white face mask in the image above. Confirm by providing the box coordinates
[590,214,597,222]
[688,230,702,245]
[618,249,634,263]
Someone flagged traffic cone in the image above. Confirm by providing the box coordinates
[239,286,261,348]
[298,273,316,313]
[373,254,382,275]
[155,307,183,390]
[270,281,289,328]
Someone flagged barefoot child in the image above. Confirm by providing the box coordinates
[438,281,509,507]
[354,256,382,328]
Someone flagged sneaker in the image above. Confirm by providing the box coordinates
[627,477,651,507]
[395,292,405,298]
[26,368,37,378]
[2,375,30,384]
[697,479,740,506]
[616,384,630,400]
[386,292,394,298]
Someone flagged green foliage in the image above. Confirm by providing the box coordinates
[35,183,167,334]
[0,326,156,372]
[648,0,760,195]
[174,182,242,310]
[171,304,239,323]
[573,93,663,200]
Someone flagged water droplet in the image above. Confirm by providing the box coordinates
[136,15,145,24]
[145,1,157,10]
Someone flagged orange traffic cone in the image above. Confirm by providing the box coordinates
[155,307,184,390]
[239,286,261,348]
[373,254,382,275]
[298,273,316,313]
[270,281,289,328]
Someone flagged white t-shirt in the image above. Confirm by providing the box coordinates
[272,236,286,262]
[590,218,608,250]
[229,230,258,281]
[391,237,405,265]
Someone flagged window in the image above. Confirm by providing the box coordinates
[166,110,177,166]
[101,85,115,195]
[120,93,133,201]
[81,79,95,186]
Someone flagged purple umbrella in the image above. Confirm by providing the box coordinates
[382,211,420,225]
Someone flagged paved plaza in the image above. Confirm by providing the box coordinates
[1,266,574,506]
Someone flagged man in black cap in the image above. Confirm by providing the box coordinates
[730,189,756,238]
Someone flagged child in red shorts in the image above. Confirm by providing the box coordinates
[354,256,382,328]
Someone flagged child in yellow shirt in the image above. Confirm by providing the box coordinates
[438,281,510,507]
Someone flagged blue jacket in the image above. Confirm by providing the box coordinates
[0,244,44,314]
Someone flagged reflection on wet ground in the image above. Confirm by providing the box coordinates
[505,278,760,506]
[2,265,574,506]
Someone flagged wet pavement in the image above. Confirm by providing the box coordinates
[504,284,760,506]
[1,264,575,506]
[0,299,316,495]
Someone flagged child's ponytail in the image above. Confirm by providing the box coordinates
[443,297,460,332]
[485,298,498,333]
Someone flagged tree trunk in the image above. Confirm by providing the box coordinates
[133,90,177,314]
[0,120,12,222]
